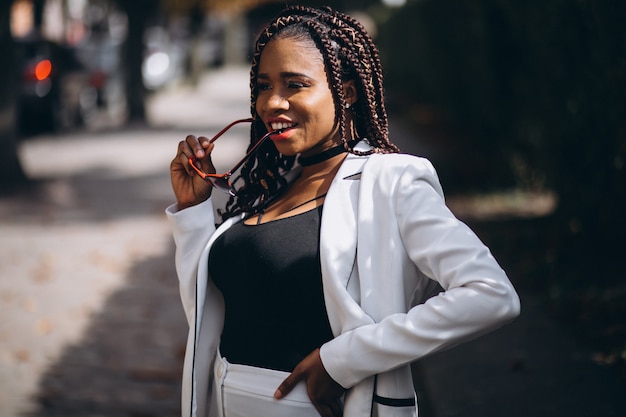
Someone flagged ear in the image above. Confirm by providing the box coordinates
[342,80,358,106]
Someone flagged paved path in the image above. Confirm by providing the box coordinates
[0,67,250,417]
[1,66,624,417]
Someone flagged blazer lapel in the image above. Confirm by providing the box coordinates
[320,142,376,335]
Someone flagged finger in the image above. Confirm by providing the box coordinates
[198,136,211,150]
[313,402,340,417]
[274,371,303,399]
[174,141,194,175]
[330,399,343,417]
[176,139,192,158]
[185,134,205,158]
[201,141,215,163]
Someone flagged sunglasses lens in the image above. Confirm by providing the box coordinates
[211,177,235,196]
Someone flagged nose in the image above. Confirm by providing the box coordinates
[261,92,289,114]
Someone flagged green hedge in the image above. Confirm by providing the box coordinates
[379,0,626,286]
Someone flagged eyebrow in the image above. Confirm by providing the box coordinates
[257,71,314,80]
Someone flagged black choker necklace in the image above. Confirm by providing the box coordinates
[298,144,347,167]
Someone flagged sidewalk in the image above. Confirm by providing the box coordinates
[1,66,624,417]
[0,67,251,417]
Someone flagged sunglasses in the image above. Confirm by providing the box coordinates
[188,118,285,196]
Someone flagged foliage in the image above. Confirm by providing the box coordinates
[379,0,626,368]
[379,0,626,282]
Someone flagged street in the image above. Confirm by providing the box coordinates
[1,66,625,417]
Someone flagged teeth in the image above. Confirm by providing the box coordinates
[270,122,295,130]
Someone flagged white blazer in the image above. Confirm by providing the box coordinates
[166,141,520,417]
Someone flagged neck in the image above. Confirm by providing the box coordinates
[297,151,346,183]
[298,143,347,167]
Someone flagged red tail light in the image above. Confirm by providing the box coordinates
[34,59,52,80]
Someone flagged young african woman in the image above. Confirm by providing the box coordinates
[168,5,520,417]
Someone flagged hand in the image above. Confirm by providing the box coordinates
[274,349,345,417]
[170,134,216,210]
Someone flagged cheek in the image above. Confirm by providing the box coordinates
[308,93,337,122]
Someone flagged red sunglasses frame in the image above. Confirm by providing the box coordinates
[188,118,285,196]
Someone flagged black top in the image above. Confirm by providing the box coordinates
[209,206,334,372]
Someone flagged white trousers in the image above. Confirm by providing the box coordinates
[213,352,321,417]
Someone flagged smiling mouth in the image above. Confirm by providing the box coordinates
[270,121,296,131]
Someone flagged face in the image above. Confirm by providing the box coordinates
[255,36,341,158]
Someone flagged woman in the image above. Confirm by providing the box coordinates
[167,5,520,417]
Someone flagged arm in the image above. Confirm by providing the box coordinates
[166,199,216,326]
[167,133,218,325]
[320,158,520,388]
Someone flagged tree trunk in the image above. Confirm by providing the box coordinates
[0,0,27,190]
[118,0,156,123]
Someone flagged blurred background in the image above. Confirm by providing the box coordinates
[0,0,625,416]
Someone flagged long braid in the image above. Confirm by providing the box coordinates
[220,5,399,220]
[321,13,394,152]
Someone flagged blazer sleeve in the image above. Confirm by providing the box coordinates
[165,198,216,326]
[319,157,521,388]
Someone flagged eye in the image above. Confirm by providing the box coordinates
[287,81,308,89]
[257,82,271,91]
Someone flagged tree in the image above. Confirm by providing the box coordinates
[113,0,158,123]
[0,0,27,190]
[381,0,626,285]
[379,0,626,370]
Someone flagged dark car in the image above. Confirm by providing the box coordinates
[15,38,99,135]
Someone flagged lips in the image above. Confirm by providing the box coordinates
[267,119,296,141]
[269,127,295,141]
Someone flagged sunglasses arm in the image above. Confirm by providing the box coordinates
[188,157,212,180]
[225,128,285,176]
[209,118,254,143]
[187,118,254,181]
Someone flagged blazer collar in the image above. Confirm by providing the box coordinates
[319,140,376,334]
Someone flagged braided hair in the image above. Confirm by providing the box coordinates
[220,5,399,220]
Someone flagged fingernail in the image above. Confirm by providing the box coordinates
[274,389,282,399]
